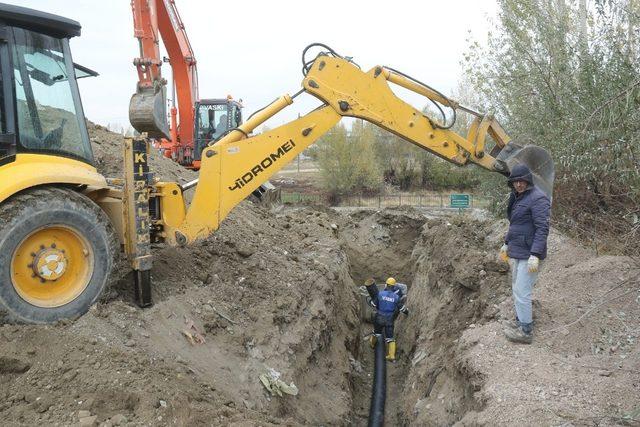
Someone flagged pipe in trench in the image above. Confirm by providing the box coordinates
[367,333,386,427]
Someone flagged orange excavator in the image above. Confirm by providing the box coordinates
[128,0,242,169]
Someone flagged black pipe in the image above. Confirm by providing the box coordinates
[368,334,386,427]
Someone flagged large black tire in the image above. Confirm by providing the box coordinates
[0,186,117,324]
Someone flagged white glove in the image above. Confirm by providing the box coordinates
[499,244,509,262]
[527,255,539,273]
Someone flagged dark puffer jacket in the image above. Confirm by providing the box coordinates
[505,165,551,260]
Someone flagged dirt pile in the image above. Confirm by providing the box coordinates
[395,217,512,425]
[0,126,362,425]
[455,231,640,426]
[0,203,363,426]
[88,122,197,183]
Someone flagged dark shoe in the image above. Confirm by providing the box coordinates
[504,327,533,344]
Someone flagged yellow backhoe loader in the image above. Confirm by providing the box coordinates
[0,6,554,323]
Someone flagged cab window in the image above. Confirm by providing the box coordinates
[196,103,229,142]
[230,104,241,129]
[11,27,93,162]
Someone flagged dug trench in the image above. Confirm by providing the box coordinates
[0,201,507,426]
[340,208,511,426]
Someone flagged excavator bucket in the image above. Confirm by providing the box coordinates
[129,85,170,140]
[494,142,555,198]
[251,181,281,206]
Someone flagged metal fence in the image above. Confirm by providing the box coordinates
[279,192,488,209]
[280,192,324,204]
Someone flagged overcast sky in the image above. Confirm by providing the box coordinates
[11,0,497,130]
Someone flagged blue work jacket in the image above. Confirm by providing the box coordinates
[506,186,551,260]
[377,289,401,315]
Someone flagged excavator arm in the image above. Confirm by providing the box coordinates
[120,45,555,306]
[129,0,198,155]
[151,48,554,246]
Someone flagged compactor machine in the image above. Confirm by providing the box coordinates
[0,4,554,323]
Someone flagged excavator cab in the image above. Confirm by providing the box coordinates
[0,4,118,324]
[193,98,242,161]
[0,6,98,166]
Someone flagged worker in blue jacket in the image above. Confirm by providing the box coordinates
[499,164,551,344]
[365,277,409,361]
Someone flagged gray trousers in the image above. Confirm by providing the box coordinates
[510,258,540,333]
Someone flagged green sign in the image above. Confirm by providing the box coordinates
[450,194,470,208]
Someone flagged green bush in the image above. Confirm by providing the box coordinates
[463,0,640,254]
[316,122,383,201]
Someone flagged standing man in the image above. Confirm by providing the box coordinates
[499,164,551,344]
[364,277,409,361]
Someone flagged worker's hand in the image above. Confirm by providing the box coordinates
[527,255,539,273]
[400,306,409,316]
[499,244,509,262]
[364,278,375,287]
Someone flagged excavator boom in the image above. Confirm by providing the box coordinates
[149,48,554,248]
[129,0,198,158]
[303,55,555,197]
[123,45,555,307]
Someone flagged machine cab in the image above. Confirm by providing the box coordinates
[193,97,242,161]
[0,4,97,166]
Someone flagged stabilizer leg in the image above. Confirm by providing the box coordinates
[134,269,153,308]
[123,137,154,308]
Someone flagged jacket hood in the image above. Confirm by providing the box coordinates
[508,164,534,185]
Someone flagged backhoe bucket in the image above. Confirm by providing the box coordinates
[129,86,170,140]
[251,181,281,205]
[495,142,555,198]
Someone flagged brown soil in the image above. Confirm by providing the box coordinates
[87,122,197,183]
[0,126,638,426]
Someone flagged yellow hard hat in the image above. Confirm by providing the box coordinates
[386,277,396,286]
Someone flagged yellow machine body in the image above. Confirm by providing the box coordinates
[162,105,342,244]
[0,154,108,204]
[9,2,552,320]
